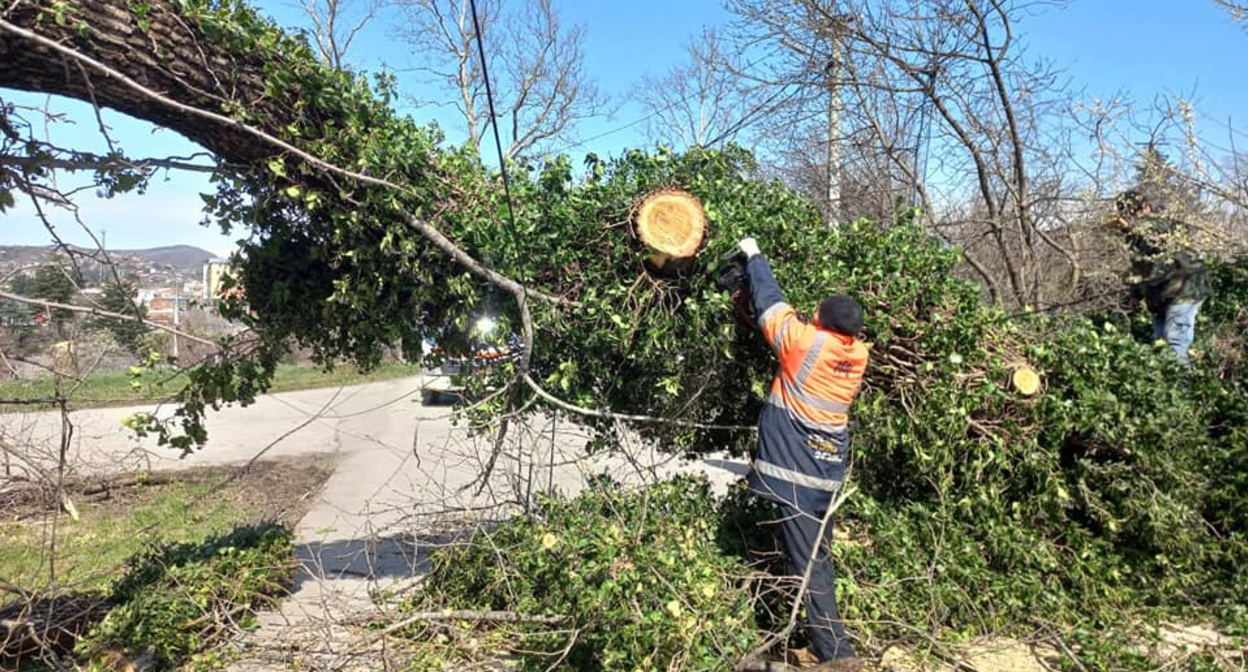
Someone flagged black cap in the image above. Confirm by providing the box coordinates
[817,295,863,337]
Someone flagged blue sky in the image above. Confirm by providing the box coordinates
[1,0,1244,254]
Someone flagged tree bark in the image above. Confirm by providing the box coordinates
[2,0,298,166]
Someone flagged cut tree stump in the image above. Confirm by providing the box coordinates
[634,189,707,274]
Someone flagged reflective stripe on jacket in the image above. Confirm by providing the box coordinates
[744,255,868,514]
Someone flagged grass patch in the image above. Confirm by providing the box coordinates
[0,362,422,412]
[1,523,297,672]
[0,460,330,593]
[2,461,328,669]
[1,481,256,592]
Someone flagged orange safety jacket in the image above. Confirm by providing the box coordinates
[744,254,868,514]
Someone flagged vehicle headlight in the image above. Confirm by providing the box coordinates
[475,316,497,336]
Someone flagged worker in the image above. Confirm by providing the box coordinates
[1110,190,1211,365]
[738,237,868,671]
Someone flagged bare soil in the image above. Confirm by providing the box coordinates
[87,455,337,525]
[2,455,335,525]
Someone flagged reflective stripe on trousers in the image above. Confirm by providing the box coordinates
[754,459,843,492]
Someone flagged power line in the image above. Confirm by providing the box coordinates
[1198,110,1248,142]
[467,0,519,236]
[548,52,782,157]
[702,85,797,148]
[549,111,660,156]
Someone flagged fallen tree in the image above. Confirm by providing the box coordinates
[2,0,1247,668]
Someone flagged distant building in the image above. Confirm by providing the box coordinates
[202,258,234,301]
[141,289,191,326]
[183,281,205,298]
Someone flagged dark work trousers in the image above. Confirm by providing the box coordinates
[778,504,855,661]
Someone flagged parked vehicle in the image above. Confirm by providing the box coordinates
[420,316,518,405]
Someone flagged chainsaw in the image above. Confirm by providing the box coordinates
[714,249,757,328]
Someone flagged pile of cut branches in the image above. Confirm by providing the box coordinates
[1,523,295,669]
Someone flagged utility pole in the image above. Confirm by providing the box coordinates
[824,14,852,226]
[825,53,841,226]
[172,292,180,361]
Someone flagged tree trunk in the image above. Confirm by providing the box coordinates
[1,0,302,166]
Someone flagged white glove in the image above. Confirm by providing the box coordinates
[738,237,760,258]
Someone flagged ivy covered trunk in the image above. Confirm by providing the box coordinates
[0,0,283,163]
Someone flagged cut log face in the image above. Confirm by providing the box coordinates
[1012,364,1041,396]
[634,189,707,273]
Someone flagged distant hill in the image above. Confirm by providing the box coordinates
[0,244,218,275]
[110,245,219,273]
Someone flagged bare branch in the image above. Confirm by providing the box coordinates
[0,289,217,348]
[393,0,609,160]
[298,0,378,70]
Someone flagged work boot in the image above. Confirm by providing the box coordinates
[807,657,864,672]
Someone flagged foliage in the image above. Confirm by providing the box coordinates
[76,523,295,670]
[61,0,852,452]
[402,477,760,671]
[1198,257,1248,385]
[1133,144,1203,221]
[28,259,82,335]
[90,278,148,355]
[1191,258,1248,542]
[0,275,37,354]
[769,219,1248,665]
[406,209,1248,668]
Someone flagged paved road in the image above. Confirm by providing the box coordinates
[6,374,455,471]
[5,372,744,517]
[2,374,748,668]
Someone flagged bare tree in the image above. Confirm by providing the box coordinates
[1216,0,1248,25]
[717,0,1104,307]
[711,0,1248,313]
[635,28,765,150]
[1127,99,1248,253]
[394,0,610,161]
[717,1,862,224]
[299,0,378,71]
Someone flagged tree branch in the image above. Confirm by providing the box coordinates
[0,289,217,347]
